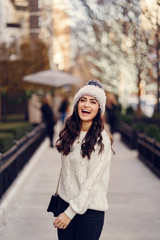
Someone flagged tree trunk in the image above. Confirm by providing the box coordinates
[137,71,141,120]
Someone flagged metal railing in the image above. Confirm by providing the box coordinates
[0,123,47,199]
[137,133,160,178]
[118,122,137,149]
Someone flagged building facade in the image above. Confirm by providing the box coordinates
[0,0,72,69]
[0,0,29,48]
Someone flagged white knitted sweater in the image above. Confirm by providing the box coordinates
[58,129,112,219]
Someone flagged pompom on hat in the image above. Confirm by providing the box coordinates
[73,80,106,115]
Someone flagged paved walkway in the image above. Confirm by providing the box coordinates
[0,126,160,240]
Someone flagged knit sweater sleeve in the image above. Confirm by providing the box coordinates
[65,131,112,219]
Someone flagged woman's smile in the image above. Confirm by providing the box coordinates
[81,109,91,115]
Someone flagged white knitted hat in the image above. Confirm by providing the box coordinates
[73,80,106,115]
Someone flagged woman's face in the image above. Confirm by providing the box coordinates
[78,95,99,123]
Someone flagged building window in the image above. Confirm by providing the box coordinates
[6,23,21,28]
[30,16,39,29]
[29,0,39,11]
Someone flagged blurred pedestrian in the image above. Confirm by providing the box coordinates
[106,92,117,134]
[28,94,42,128]
[58,95,68,125]
[41,95,56,148]
[53,80,113,240]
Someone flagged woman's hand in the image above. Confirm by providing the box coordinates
[53,212,71,230]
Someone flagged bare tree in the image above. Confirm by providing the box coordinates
[63,0,156,116]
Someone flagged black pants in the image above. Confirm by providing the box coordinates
[46,124,54,146]
[57,197,105,240]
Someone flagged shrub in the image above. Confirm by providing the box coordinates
[133,122,146,133]
[126,106,135,115]
[152,112,160,127]
[3,114,25,122]
[0,122,32,140]
[0,132,14,153]
[145,124,160,142]
[121,115,132,126]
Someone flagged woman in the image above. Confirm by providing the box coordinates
[41,95,56,147]
[53,80,113,240]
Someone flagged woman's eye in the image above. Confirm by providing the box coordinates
[80,99,85,102]
[91,101,96,104]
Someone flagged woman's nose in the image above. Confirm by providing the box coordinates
[84,101,89,107]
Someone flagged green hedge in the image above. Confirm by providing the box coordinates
[145,124,160,142]
[0,132,14,153]
[133,122,146,133]
[2,114,25,122]
[0,122,32,140]
[0,122,32,153]
[118,106,160,143]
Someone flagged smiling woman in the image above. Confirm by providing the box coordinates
[51,80,113,240]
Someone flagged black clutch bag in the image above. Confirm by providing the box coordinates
[47,194,60,217]
[47,169,62,217]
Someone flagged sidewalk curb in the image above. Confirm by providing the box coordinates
[0,138,49,230]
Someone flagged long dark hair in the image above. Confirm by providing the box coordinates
[56,102,105,159]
